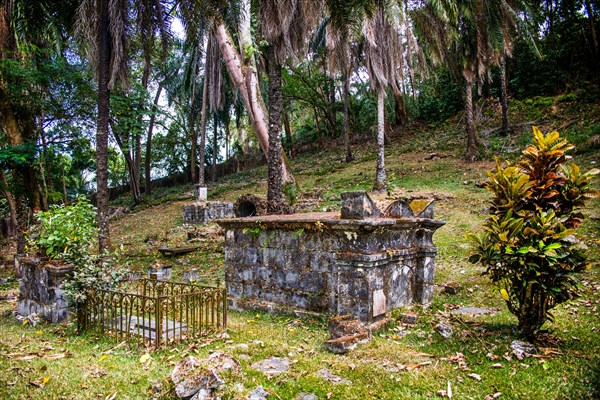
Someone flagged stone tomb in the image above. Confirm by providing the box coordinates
[16,256,72,323]
[217,192,445,323]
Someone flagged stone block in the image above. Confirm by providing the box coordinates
[384,199,414,218]
[340,191,381,219]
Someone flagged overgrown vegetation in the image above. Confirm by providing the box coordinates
[25,197,126,304]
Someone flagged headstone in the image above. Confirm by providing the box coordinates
[196,185,208,202]
[340,191,381,219]
[384,199,414,218]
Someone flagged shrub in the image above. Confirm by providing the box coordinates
[468,127,599,339]
[26,197,126,304]
[28,197,97,261]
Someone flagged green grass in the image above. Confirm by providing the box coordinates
[1,97,599,399]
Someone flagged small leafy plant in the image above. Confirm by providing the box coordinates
[468,127,599,339]
[27,197,126,305]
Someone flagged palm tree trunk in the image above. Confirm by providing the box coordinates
[213,19,294,185]
[343,71,353,162]
[145,84,163,194]
[266,45,286,214]
[96,0,111,252]
[329,77,336,136]
[499,55,509,136]
[212,114,218,182]
[198,72,208,187]
[464,76,479,162]
[283,111,293,158]
[189,54,199,184]
[374,89,386,191]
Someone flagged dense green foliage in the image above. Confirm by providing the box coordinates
[25,197,126,303]
[27,197,97,260]
[468,128,599,338]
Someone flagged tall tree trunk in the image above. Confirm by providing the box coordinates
[212,114,218,182]
[110,122,141,205]
[374,89,387,191]
[213,19,294,185]
[283,111,293,159]
[499,55,509,136]
[40,126,54,194]
[314,107,321,139]
[144,84,163,194]
[96,0,111,252]
[393,92,407,127]
[0,0,39,251]
[266,45,286,214]
[329,77,336,136]
[198,72,208,187]
[464,76,479,162]
[189,53,199,184]
[343,71,353,162]
[584,0,598,60]
[0,169,18,238]
[224,119,230,160]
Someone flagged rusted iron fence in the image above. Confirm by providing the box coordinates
[78,279,227,347]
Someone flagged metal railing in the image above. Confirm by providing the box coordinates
[78,279,227,347]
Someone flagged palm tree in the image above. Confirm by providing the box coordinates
[258,0,323,213]
[76,0,129,251]
[412,0,528,160]
[325,19,355,162]
[363,4,404,191]
[76,0,169,251]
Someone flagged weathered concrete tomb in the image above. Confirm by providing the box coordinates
[16,256,72,323]
[217,192,445,323]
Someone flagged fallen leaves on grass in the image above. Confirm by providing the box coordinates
[441,352,469,371]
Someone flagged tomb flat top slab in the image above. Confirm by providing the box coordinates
[216,212,444,230]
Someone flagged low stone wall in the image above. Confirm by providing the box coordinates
[16,256,73,323]
[218,203,444,323]
[183,201,235,225]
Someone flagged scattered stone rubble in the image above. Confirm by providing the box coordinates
[170,353,241,400]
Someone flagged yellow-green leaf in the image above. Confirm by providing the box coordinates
[500,288,510,301]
